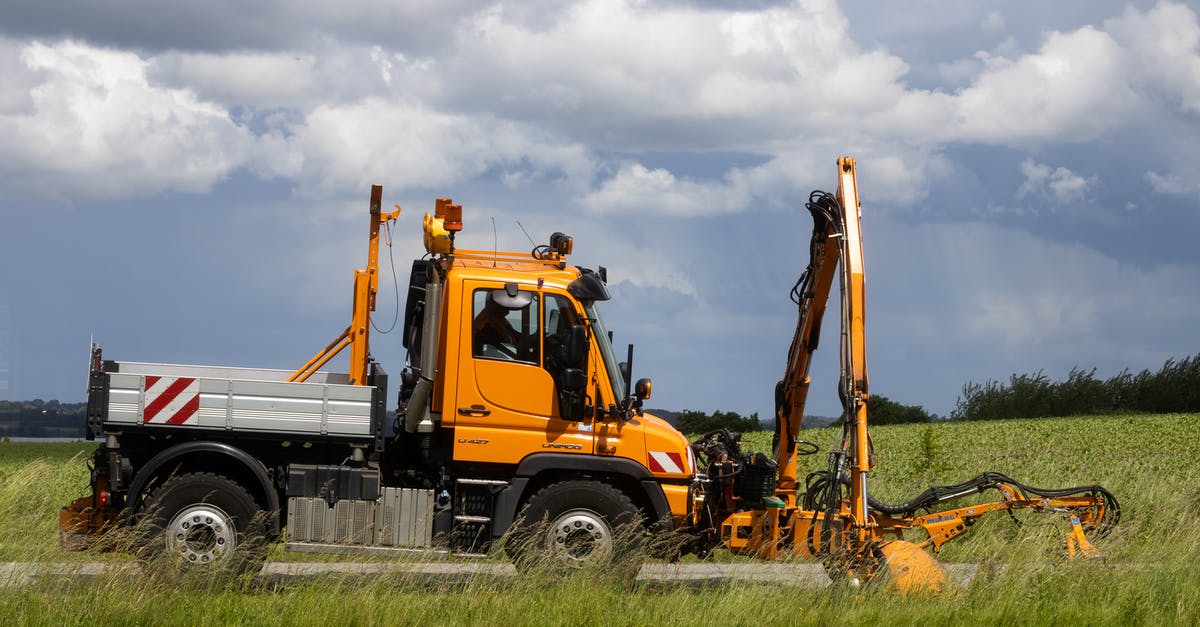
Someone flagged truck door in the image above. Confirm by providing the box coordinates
[453,281,594,464]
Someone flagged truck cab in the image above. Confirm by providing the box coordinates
[388,208,694,554]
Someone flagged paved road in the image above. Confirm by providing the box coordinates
[0,561,979,587]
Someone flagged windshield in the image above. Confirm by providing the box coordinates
[585,302,626,402]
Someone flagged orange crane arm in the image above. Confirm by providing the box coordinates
[773,190,842,493]
[773,159,866,480]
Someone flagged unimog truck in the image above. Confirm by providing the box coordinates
[62,160,1117,590]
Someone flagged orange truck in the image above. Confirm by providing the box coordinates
[61,159,1117,588]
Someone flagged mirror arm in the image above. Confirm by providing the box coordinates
[624,343,634,399]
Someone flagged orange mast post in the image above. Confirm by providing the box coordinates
[290,185,401,385]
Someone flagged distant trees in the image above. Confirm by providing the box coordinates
[0,401,85,438]
[676,409,763,434]
[952,354,1200,421]
[868,395,935,425]
[673,398,931,434]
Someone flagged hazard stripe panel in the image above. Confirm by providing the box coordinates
[143,376,200,425]
[648,451,684,474]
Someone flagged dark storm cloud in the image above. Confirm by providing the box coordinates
[0,0,488,52]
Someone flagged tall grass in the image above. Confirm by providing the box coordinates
[2,415,1199,625]
[0,441,95,561]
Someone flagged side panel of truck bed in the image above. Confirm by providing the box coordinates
[100,362,376,438]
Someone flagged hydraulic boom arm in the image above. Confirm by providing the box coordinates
[700,156,1122,592]
[774,157,867,504]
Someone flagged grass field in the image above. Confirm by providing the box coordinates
[2,413,1198,625]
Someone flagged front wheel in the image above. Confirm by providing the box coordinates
[507,480,644,576]
[139,472,269,578]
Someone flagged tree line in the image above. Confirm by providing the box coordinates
[674,394,937,435]
[0,400,87,438]
[951,353,1200,421]
[673,353,1200,432]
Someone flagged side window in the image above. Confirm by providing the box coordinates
[542,294,581,383]
[472,288,539,364]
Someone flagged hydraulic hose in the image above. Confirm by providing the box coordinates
[803,469,1120,535]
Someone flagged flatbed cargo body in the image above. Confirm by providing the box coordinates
[91,360,383,441]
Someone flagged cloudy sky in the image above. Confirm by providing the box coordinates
[1,0,1198,420]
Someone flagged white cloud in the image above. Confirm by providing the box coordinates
[1017,159,1092,204]
[3,1,1200,215]
[581,162,750,216]
[580,144,952,218]
[1145,170,1200,197]
[265,98,595,198]
[0,39,252,199]
[150,51,326,109]
[429,0,914,150]
[0,36,596,203]
[1106,1,1200,113]
[948,27,1139,143]
[147,43,439,110]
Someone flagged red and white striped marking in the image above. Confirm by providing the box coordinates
[648,451,685,474]
[143,376,199,425]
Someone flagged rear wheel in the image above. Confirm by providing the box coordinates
[508,480,644,576]
[139,472,268,578]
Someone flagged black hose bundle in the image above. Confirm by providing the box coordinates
[802,468,1121,537]
[788,191,843,307]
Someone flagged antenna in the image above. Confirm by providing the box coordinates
[491,217,498,267]
[516,220,537,248]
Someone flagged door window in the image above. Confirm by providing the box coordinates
[472,289,539,364]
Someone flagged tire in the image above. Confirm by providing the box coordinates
[507,480,644,576]
[138,472,269,578]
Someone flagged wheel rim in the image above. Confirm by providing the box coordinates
[164,504,237,564]
[546,508,612,568]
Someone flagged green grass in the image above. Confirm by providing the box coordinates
[2,415,1199,625]
[0,441,95,562]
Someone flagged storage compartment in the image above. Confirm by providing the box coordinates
[286,488,434,548]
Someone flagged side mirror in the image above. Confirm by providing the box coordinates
[618,361,630,383]
[561,368,586,392]
[559,367,587,421]
[566,325,588,367]
[634,378,652,401]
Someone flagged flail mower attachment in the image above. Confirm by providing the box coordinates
[802,463,1120,591]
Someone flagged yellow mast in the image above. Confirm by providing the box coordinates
[290,185,401,385]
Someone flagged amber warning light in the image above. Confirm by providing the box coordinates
[424,197,462,255]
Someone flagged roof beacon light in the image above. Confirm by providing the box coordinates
[444,202,463,232]
[550,231,573,256]
[423,198,455,255]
